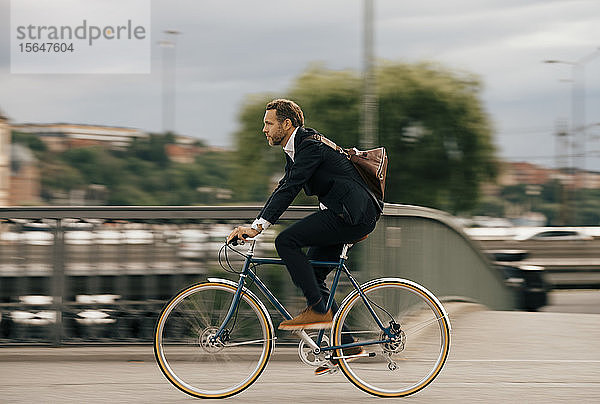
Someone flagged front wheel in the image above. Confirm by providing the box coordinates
[154,281,274,399]
[332,278,451,397]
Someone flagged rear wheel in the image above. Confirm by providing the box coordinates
[154,282,273,398]
[333,279,450,397]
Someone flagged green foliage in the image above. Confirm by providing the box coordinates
[11,131,47,152]
[127,134,172,167]
[232,62,498,213]
[41,162,86,192]
[62,147,126,187]
[472,195,505,217]
[572,188,600,225]
[500,184,528,205]
[36,134,234,206]
[474,180,600,226]
[230,94,283,202]
[377,62,497,212]
[290,65,362,146]
[536,202,561,225]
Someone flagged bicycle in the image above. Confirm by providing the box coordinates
[154,236,451,399]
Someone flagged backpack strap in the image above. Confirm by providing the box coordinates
[304,133,346,155]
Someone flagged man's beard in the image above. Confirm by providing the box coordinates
[268,126,285,146]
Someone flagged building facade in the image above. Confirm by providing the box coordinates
[11,123,148,151]
[0,111,10,206]
[499,161,600,190]
[9,144,41,205]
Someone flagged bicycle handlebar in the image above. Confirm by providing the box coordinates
[228,233,252,246]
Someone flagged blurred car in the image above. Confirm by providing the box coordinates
[75,310,116,325]
[11,310,57,325]
[11,295,56,325]
[177,229,208,260]
[20,222,54,245]
[514,228,593,241]
[20,295,53,305]
[0,230,21,243]
[65,230,95,245]
[122,229,154,244]
[486,250,550,311]
[95,229,123,244]
[75,294,120,304]
[161,229,182,244]
[206,225,234,254]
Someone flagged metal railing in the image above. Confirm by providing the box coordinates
[0,204,513,346]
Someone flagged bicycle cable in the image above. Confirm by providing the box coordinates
[218,241,247,274]
[362,289,396,325]
[217,241,261,335]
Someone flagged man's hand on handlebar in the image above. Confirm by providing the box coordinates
[227,226,260,245]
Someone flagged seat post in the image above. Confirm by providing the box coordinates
[340,243,352,260]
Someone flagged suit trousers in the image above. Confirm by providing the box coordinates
[274,207,377,325]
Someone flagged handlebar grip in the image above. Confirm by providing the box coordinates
[228,234,250,246]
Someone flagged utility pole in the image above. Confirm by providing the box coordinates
[555,120,570,225]
[544,47,600,223]
[360,0,377,149]
[159,30,180,134]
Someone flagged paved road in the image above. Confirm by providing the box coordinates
[1,301,599,403]
[541,289,600,314]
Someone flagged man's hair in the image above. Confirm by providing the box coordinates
[265,99,304,128]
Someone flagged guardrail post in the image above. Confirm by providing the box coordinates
[52,219,65,346]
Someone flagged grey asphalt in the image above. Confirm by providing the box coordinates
[1,299,599,403]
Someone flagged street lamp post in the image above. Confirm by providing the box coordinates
[158,30,181,134]
[361,0,377,149]
[545,47,600,188]
[544,47,600,223]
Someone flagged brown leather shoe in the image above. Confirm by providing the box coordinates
[278,307,333,330]
[314,345,365,375]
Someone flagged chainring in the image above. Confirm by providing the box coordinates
[298,332,331,367]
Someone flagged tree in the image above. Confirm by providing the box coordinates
[11,130,47,152]
[127,133,172,167]
[230,95,284,202]
[377,62,497,213]
[41,162,86,192]
[35,140,235,206]
[232,62,498,213]
[61,147,126,187]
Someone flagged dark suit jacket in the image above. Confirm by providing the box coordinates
[257,127,382,226]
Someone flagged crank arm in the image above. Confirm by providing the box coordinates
[224,337,277,347]
[327,352,376,360]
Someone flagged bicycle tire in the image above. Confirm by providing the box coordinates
[332,278,451,397]
[154,281,274,399]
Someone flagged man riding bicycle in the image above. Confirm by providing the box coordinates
[227,99,382,364]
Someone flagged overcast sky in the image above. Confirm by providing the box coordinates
[1,0,600,170]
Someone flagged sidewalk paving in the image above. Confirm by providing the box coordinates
[0,344,301,362]
[1,305,599,403]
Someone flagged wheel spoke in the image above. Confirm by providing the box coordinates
[402,315,447,337]
[333,280,450,397]
[154,283,272,399]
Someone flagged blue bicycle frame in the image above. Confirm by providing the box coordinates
[214,240,397,354]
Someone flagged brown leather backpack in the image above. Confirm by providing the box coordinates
[305,134,388,201]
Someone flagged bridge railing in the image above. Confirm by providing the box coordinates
[0,204,515,346]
